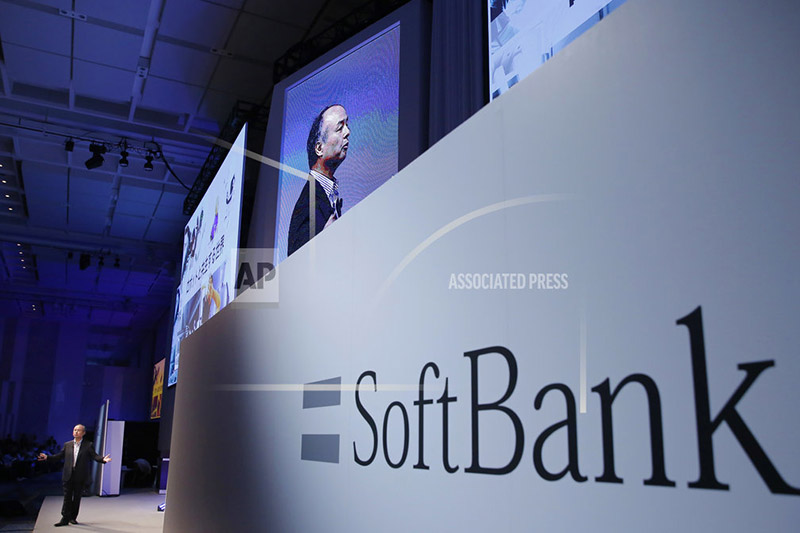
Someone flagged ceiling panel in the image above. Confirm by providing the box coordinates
[242,0,313,29]
[27,207,67,228]
[2,44,71,90]
[72,60,135,104]
[196,89,235,128]
[115,199,155,217]
[165,165,196,191]
[227,13,302,62]
[27,0,73,9]
[18,137,68,165]
[0,4,71,55]
[74,23,143,71]
[159,0,238,48]
[118,179,162,204]
[208,57,270,101]
[37,259,67,287]
[122,283,151,297]
[157,189,186,208]
[66,262,99,288]
[126,270,156,286]
[90,308,112,325]
[75,0,151,30]
[22,161,67,227]
[110,212,149,239]
[154,191,188,222]
[145,218,184,244]
[69,170,115,208]
[140,76,204,115]
[68,207,108,235]
[210,0,246,9]
[109,311,134,327]
[149,40,219,86]
[97,265,128,289]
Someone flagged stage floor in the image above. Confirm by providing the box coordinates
[34,490,164,532]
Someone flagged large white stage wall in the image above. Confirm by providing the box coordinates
[164,0,800,531]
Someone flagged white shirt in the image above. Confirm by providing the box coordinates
[73,439,81,466]
[309,169,339,211]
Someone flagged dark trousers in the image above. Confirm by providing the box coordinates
[61,477,84,521]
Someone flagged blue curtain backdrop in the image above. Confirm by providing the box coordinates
[428,0,486,146]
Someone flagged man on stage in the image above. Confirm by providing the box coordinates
[38,424,111,527]
[288,104,350,256]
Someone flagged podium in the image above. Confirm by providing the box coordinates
[99,420,124,496]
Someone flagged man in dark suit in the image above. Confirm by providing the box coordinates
[38,424,111,527]
[287,104,349,256]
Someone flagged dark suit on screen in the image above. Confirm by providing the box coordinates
[287,179,335,257]
[48,440,107,522]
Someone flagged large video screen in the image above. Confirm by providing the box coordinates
[488,0,626,100]
[273,24,400,263]
[167,124,246,387]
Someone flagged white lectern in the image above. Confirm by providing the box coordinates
[99,420,124,496]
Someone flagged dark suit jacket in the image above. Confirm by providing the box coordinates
[287,179,334,257]
[49,440,106,484]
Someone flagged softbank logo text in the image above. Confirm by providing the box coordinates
[304,307,798,495]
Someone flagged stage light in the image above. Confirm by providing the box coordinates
[144,152,154,171]
[85,143,107,170]
[119,142,129,167]
[65,139,75,152]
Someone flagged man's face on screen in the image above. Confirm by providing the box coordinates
[317,105,350,171]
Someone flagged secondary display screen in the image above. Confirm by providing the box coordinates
[167,124,246,387]
[151,358,165,419]
[488,0,626,100]
[274,24,400,264]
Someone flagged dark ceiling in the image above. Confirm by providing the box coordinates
[0,0,368,362]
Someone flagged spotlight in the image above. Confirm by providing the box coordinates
[85,143,107,170]
[119,142,129,167]
[65,138,75,152]
[144,151,154,171]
